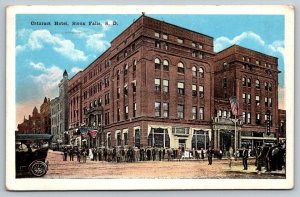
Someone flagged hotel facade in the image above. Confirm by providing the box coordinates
[66,15,284,151]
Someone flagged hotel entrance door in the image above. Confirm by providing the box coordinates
[178,139,186,151]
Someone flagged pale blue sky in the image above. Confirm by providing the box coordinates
[15,14,285,124]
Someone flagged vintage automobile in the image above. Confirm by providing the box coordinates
[15,133,53,177]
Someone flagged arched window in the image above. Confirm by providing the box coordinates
[177,62,184,73]
[163,60,169,71]
[242,77,246,86]
[199,67,204,78]
[133,59,137,71]
[255,79,260,89]
[192,66,197,77]
[247,78,251,87]
[155,58,161,70]
[269,83,272,91]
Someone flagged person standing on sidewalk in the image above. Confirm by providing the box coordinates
[207,147,213,165]
[242,146,249,170]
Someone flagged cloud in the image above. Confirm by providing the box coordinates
[17,29,88,62]
[71,66,83,74]
[16,45,27,54]
[29,61,63,98]
[29,61,45,70]
[71,27,111,53]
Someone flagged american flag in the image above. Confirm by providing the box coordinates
[229,96,239,116]
[88,130,98,139]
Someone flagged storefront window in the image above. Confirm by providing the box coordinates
[148,128,170,148]
[192,130,209,150]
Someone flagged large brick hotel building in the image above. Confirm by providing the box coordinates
[66,15,284,151]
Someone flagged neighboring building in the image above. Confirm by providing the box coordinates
[50,70,69,144]
[213,45,279,150]
[67,15,282,151]
[17,97,51,134]
[50,97,60,141]
[278,109,286,140]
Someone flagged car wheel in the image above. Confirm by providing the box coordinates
[29,161,48,177]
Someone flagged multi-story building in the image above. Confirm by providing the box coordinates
[50,70,69,144]
[68,14,215,150]
[213,45,279,150]
[17,97,51,134]
[67,15,281,151]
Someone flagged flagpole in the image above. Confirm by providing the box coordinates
[234,115,237,161]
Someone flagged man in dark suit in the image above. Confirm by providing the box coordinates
[207,147,213,165]
[242,146,249,170]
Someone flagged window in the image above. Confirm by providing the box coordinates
[162,34,168,40]
[192,42,196,47]
[192,85,197,96]
[199,67,204,78]
[133,59,137,71]
[218,110,222,117]
[177,62,184,73]
[117,107,120,121]
[247,94,251,104]
[132,43,136,51]
[105,93,110,105]
[124,132,128,145]
[155,58,161,70]
[105,112,110,125]
[265,97,268,107]
[256,113,260,124]
[223,78,227,88]
[164,42,169,50]
[155,102,161,117]
[105,77,109,87]
[269,83,272,91]
[155,78,161,92]
[163,79,169,93]
[124,64,128,76]
[192,50,196,57]
[242,93,246,103]
[223,110,227,117]
[124,84,128,96]
[192,106,197,120]
[134,129,140,147]
[269,98,272,107]
[154,32,160,38]
[247,112,251,124]
[116,132,121,146]
[177,82,185,95]
[163,103,169,118]
[199,52,204,59]
[124,105,129,120]
[199,44,203,49]
[256,79,260,89]
[256,60,260,65]
[133,102,136,117]
[192,66,197,77]
[199,107,204,120]
[116,70,120,80]
[265,82,268,91]
[199,85,204,98]
[132,81,136,93]
[98,97,102,106]
[247,78,251,87]
[242,77,246,86]
[243,112,246,123]
[163,60,169,71]
[107,133,111,148]
[155,41,160,48]
[124,50,128,57]
[177,104,184,119]
[255,95,260,106]
[117,87,120,99]
[177,38,183,44]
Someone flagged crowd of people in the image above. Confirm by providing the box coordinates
[62,146,212,163]
[61,143,286,172]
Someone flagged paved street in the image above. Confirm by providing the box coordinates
[41,150,286,179]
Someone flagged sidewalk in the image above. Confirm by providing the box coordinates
[224,164,286,177]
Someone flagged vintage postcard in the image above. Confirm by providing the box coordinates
[6,5,294,190]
